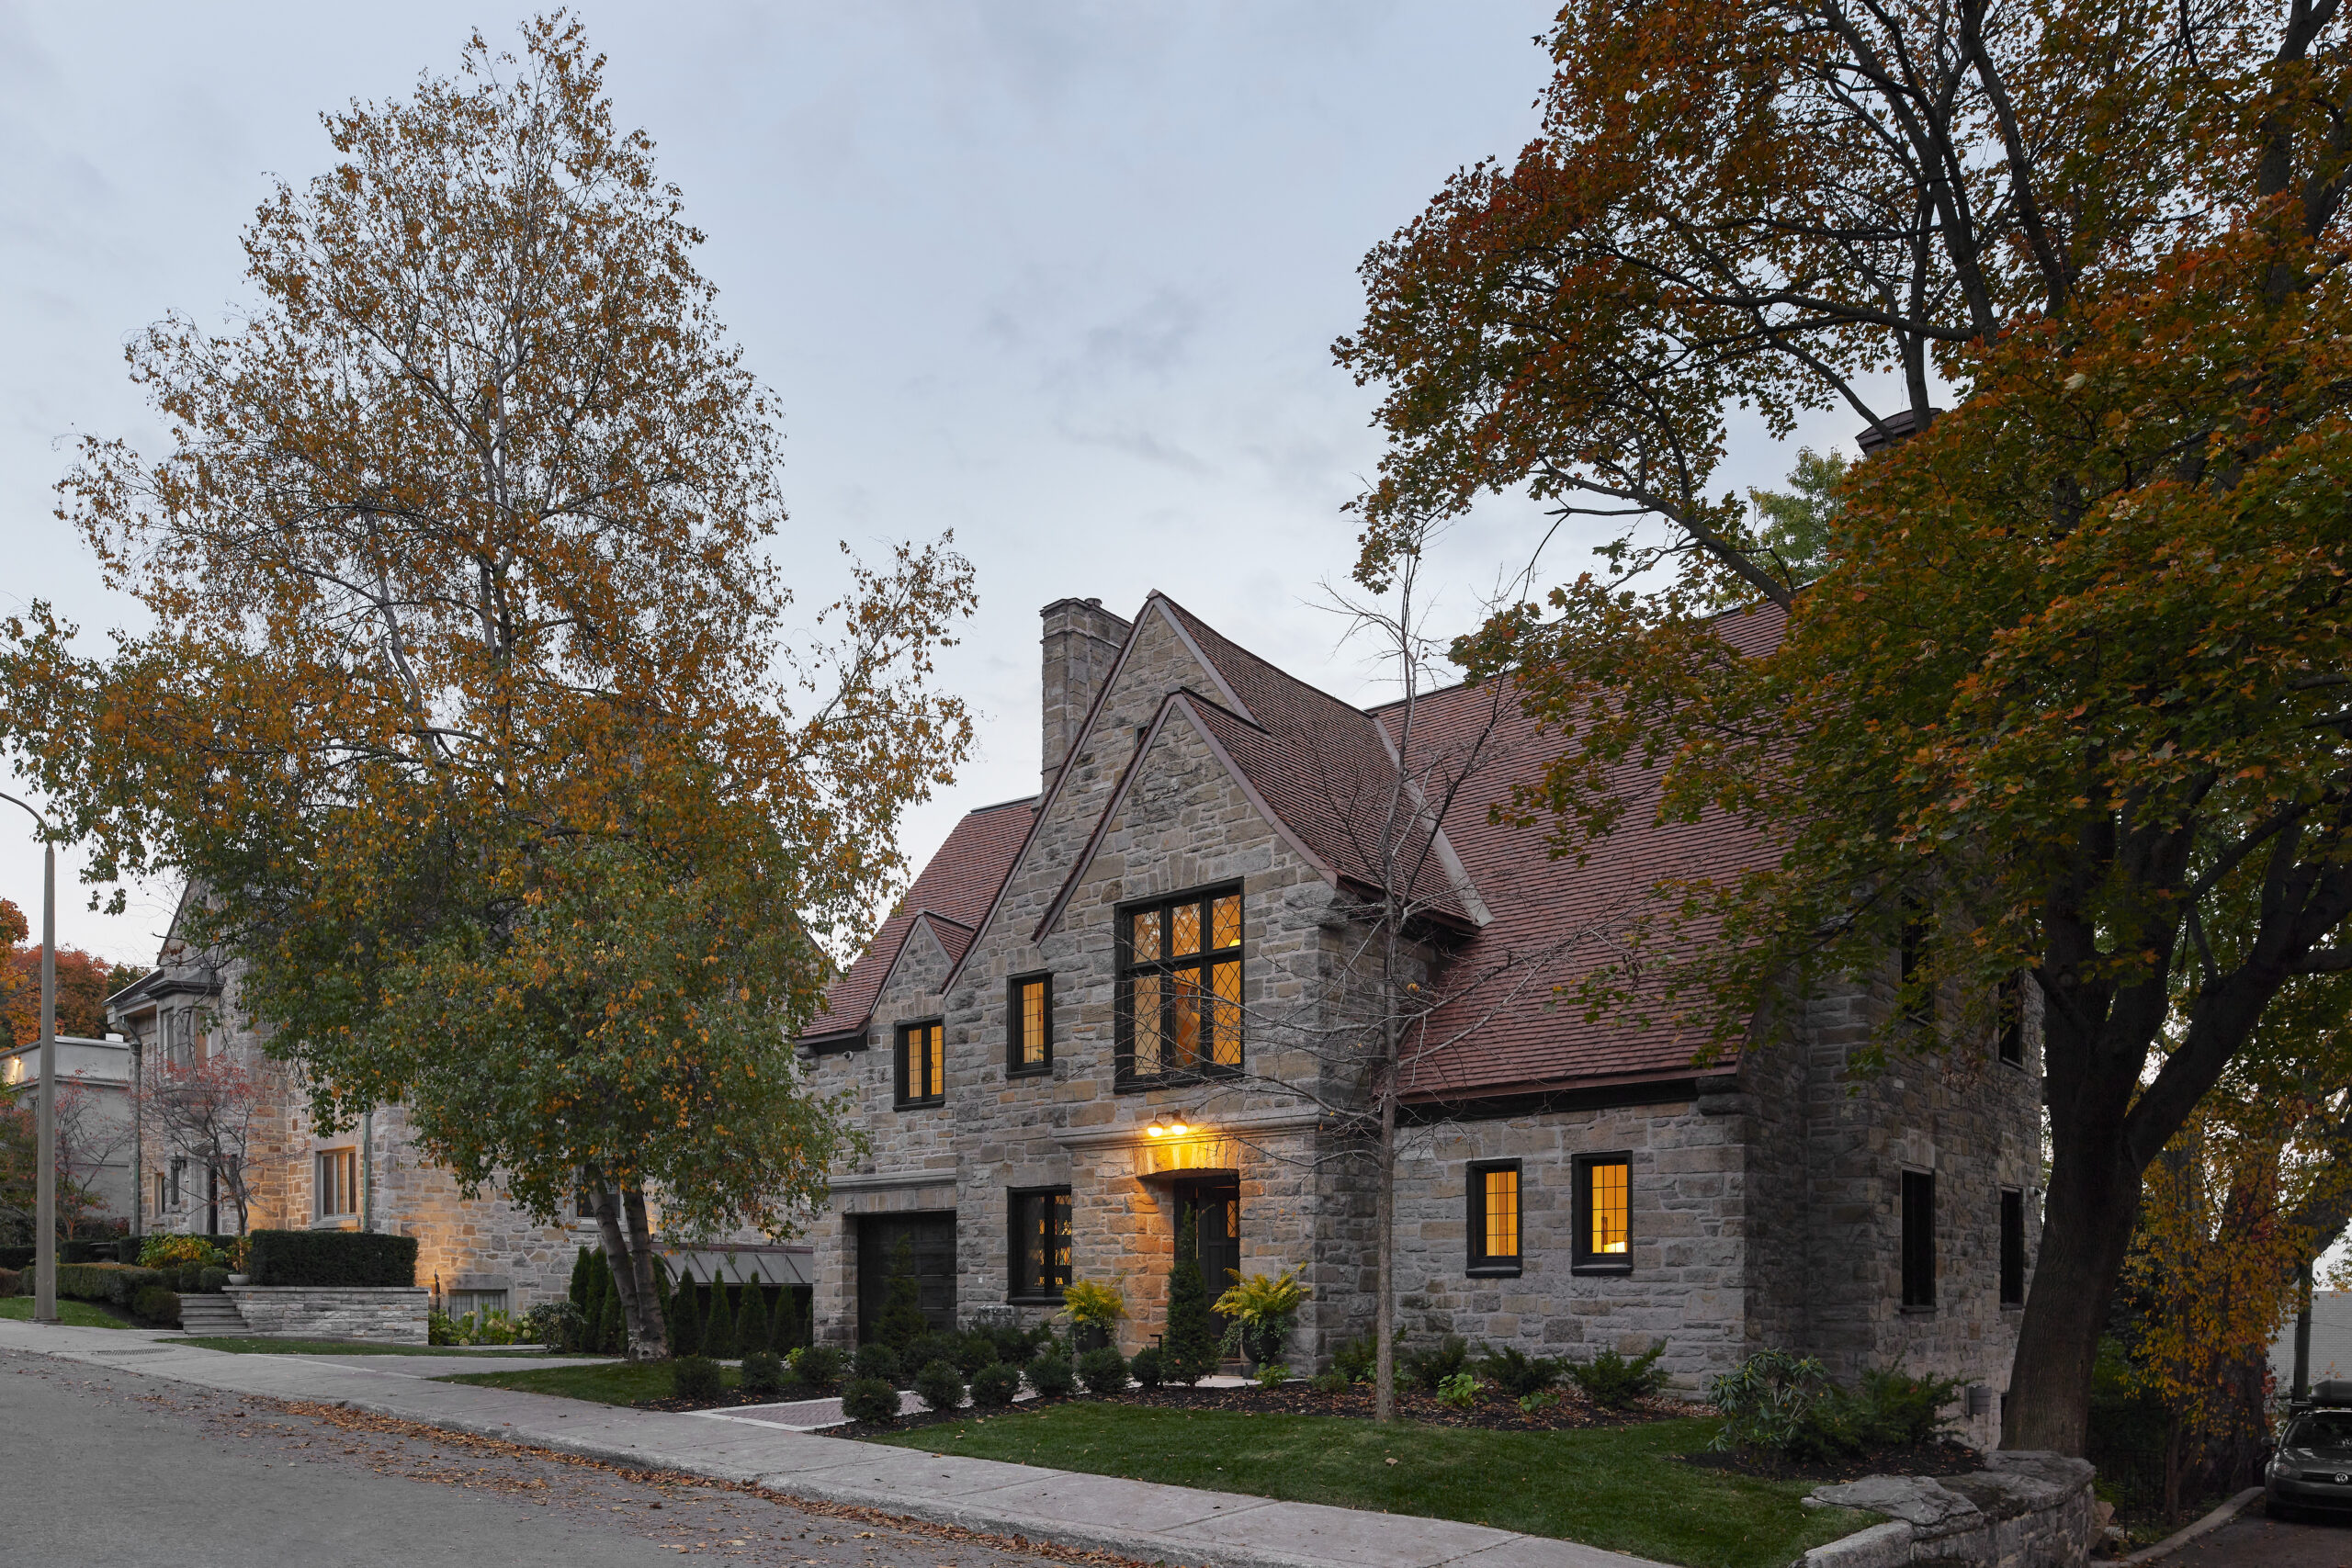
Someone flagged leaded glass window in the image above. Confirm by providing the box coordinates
[1118,886,1243,1084]
[1009,974,1052,1076]
[1575,1154,1632,1271]
[895,1018,944,1108]
[1468,1161,1521,1274]
[1010,1188,1072,1299]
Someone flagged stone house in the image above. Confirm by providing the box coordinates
[795,592,2043,1447]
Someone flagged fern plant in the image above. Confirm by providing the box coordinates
[1061,1278,1128,1331]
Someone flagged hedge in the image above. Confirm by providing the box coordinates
[131,1286,181,1326]
[245,1229,417,1287]
[55,1263,166,1305]
[0,1238,121,1271]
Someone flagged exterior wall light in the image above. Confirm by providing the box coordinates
[1146,1113,1193,1137]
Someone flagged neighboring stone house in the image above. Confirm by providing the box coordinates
[2,1032,136,1227]
[796,592,2044,1449]
[106,889,594,1316]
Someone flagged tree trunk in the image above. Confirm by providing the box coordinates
[2000,1112,2143,1454]
[1374,1069,1397,1423]
[590,1180,668,1362]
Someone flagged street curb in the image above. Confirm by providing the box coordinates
[2121,1487,2265,1565]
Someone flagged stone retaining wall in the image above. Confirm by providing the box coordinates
[222,1285,429,1344]
[1804,1453,2097,1568]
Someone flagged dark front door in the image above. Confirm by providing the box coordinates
[856,1212,956,1343]
[1176,1177,1241,1313]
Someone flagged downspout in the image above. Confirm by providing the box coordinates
[361,1109,374,1233]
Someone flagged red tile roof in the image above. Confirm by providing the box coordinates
[798,795,1035,1045]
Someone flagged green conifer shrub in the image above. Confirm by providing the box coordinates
[1163,1213,1219,1385]
[841,1377,899,1427]
[875,1235,927,1348]
[914,1359,965,1413]
[969,1361,1020,1407]
[671,1355,723,1403]
[705,1278,736,1357]
[671,1271,701,1358]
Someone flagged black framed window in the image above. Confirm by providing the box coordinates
[1996,974,2025,1067]
[894,1018,944,1109]
[1117,885,1243,1086]
[1009,973,1053,1077]
[1999,1188,2026,1306]
[1901,1169,1937,1308]
[1574,1153,1632,1271]
[1009,1187,1072,1300]
[1467,1160,1522,1274]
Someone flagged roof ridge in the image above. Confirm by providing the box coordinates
[1151,593,1384,727]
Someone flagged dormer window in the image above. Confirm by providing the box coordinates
[895,1019,944,1109]
[1116,886,1242,1087]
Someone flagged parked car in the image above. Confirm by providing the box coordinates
[2267,1382,2352,1519]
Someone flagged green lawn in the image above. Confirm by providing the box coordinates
[872,1404,1870,1568]
[0,1297,132,1329]
[442,1359,735,1403]
[182,1337,568,1358]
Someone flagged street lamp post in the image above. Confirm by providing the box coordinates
[0,791,58,1325]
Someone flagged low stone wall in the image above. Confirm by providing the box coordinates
[1803,1452,2098,1568]
[222,1285,429,1344]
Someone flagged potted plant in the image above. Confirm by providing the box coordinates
[1214,1265,1311,1373]
[1060,1279,1126,1355]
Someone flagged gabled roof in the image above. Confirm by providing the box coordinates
[797,795,1035,1047]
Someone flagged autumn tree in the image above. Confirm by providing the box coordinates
[1340,0,2352,1450]
[0,18,968,1356]
[0,897,145,1043]
[142,1048,265,1235]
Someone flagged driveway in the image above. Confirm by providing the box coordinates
[0,1348,1073,1568]
[2163,1506,2352,1568]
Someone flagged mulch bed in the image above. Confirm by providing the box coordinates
[1678,1438,1984,1482]
[635,1386,836,1415]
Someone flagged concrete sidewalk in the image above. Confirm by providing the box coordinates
[0,1317,1655,1568]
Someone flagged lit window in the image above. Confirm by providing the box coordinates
[1120,887,1242,1084]
[1999,1187,2025,1306]
[1575,1155,1632,1270]
[1009,974,1052,1076]
[1467,1161,1521,1273]
[1901,1169,1937,1308]
[895,1019,944,1109]
[315,1148,358,1219]
[1009,1188,1072,1299]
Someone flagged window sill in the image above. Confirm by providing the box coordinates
[1999,1300,2025,1311]
[1114,1066,1241,1094]
[1465,1265,1522,1279]
[1900,1303,1938,1314]
[1005,1294,1063,1307]
[1005,1065,1052,1080]
[1571,1261,1633,1276]
[892,1100,946,1111]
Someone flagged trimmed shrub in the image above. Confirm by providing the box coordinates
[1567,1346,1668,1412]
[56,1262,164,1304]
[1403,1335,1471,1391]
[874,1235,928,1349]
[1129,1346,1164,1389]
[669,1271,702,1358]
[970,1361,1020,1407]
[245,1229,416,1288]
[138,1234,226,1269]
[915,1359,966,1413]
[951,1332,997,1377]
[197,1267,230,1294]
[131,1285,181,1325]
[1853,1366,1962,1448]
[1025,1350,1076,1399]
[1163,1213,1219,1385]
[1077,1346,1132,1395]
[841,1376,899,1427]
[741,1349,786,1397]
[791,1345,845,1392]
[705,1280,737,1359]
[1480,1346,1564,1399]
[907,1331,963,1375]
[854,1343,902,1385]
[671,1356,724,1403]
[521,1300,585,1350]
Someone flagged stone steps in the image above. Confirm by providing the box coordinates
[175,1294,248,1335]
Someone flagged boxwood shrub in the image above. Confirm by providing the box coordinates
[1025,1350,1077,1398]
[56,1262,164,1304]
[671,1355,724,1402]
[841,1376,899,1426]
[131,1285,181,1325]
[970,1361,1020,1408]
[913,1359,965,1413]
[246,1229,417,1288]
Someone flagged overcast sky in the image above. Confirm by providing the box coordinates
[0,2,1865,964]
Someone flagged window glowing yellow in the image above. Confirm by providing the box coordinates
[1589,1159,1628,1255]
[903,1022,943,1100]
[1171,969,1203,1064]
[1213,894,1241,948]
[1211,959,1242,1065]
[1133,910,1161,962]
[1019,979,1046,1066]
[1484,1168,1519,1258]
[1172,902,1201,956]
[1132,975,1162,1074]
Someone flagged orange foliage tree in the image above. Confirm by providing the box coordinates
[1340,0,2352,1452]
[0,897,143,1044]
[0,18,970,1356]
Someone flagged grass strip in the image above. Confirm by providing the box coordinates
[0,1296,132,1329]
[442,1359,735,1404]
[182,1336,570,1358]
[871,1403,1870,1568]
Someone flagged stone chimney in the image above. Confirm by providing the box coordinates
[1040,597,1132,799]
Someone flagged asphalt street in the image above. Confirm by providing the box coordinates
[0,1348,1084,1568]
[2162,1505,2352,1568]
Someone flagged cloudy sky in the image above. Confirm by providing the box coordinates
[0,2,1861,964]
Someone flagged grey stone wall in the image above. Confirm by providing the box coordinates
[1805,1453,2096,1568]
[224,1284,430,1344]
